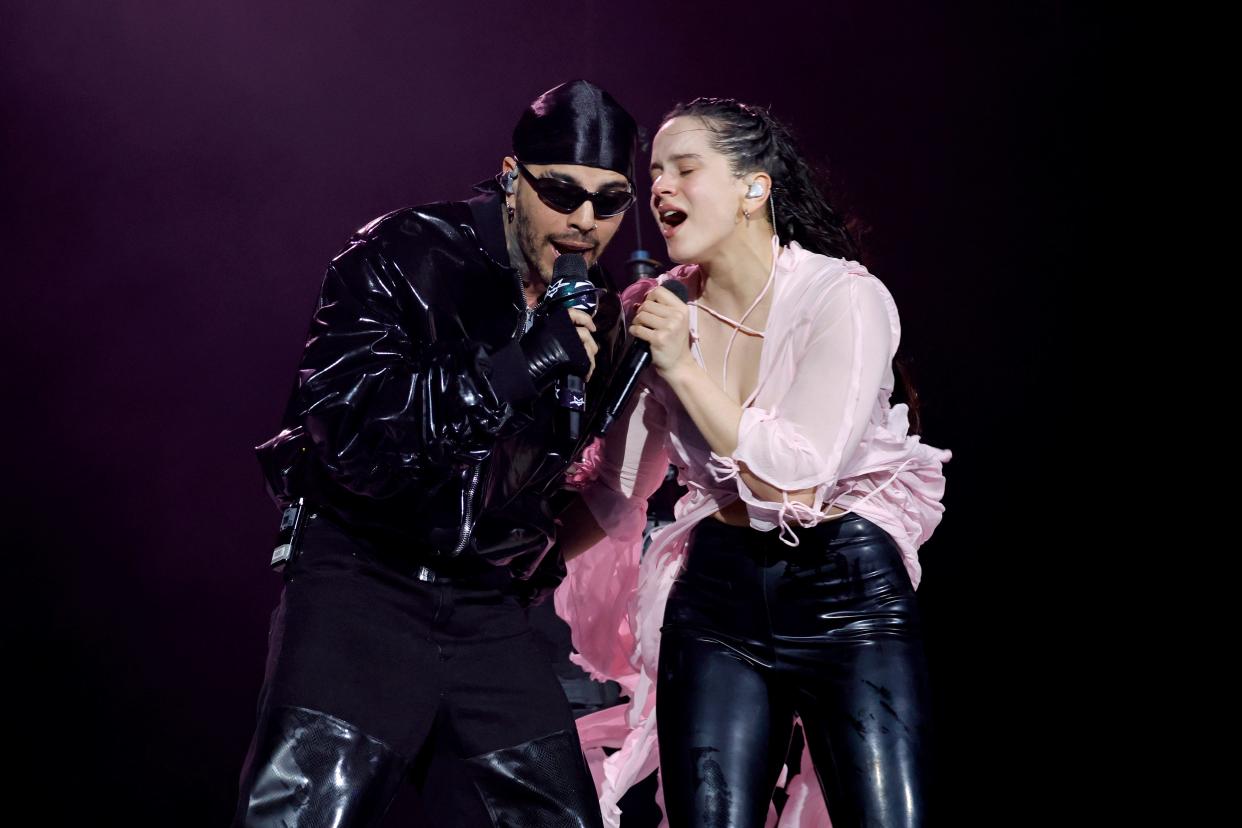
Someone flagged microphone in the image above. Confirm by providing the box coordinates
[541,253,600,441]
[595,279,688,436]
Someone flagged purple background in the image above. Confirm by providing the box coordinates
[3,1,1081,823]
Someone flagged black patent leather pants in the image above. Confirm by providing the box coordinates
[658,514,931,828]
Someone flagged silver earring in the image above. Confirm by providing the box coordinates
[506,201,515,223]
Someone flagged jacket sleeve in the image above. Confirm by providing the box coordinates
[293,248,537,499]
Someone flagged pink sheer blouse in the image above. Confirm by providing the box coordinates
[555,239,951,827]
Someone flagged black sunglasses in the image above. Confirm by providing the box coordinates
[515,162,635,218]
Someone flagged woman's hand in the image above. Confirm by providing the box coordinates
[629,286,694,378]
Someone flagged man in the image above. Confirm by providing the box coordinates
[233,80,638,827]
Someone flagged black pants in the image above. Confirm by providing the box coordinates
[657,515,931,828]
[232,513,602,828]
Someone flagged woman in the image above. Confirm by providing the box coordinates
[555,98,950,827]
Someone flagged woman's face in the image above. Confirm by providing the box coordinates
[649,116,747,264]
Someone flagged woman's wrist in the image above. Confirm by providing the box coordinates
[658,354,701,390]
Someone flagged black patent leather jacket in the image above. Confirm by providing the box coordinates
[256,189,624,596]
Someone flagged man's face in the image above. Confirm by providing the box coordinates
[503,159,631,297]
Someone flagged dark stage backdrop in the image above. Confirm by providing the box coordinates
[2,1,1082,823]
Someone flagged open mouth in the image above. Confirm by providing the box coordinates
[658,209,687,237]
[659,209,687,227]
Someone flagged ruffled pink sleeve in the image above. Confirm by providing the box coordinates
[579,276,671,542]
[555,278,672,685]
[578,383,671,543]
[707,271,895,542]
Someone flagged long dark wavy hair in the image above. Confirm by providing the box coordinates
[661,97,922,431]
[662,97,861,261]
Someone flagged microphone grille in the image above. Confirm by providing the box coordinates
[663,279,689,303]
